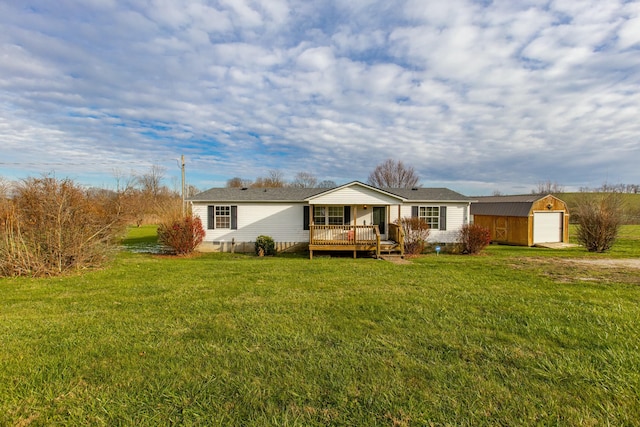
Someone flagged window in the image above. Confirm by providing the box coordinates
[328,206,344,225]
[208,205,236,229]
[313,206,345,225]
[215,206,231,228]
[314,206,326,225]
[419,206,439,229]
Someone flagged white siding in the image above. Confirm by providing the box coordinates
[309,186,401,205]
[193,202,309,245]
[394,203,470,243]
[355,206,372,226]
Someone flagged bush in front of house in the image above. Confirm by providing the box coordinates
[157,215,205,255]
[457,224,491,254]
[255,235,276,256]
[397,217,430,256]
[574,193,623,252]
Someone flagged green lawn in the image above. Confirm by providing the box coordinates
[1,228,639,426]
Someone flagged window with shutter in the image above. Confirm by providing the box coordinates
[207,205,236,229]
[418,206,440,229]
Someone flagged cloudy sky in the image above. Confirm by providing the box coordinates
[1,0,638,195]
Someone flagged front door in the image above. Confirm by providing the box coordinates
[372,206,386,235]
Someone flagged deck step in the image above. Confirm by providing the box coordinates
[380,242,402,255]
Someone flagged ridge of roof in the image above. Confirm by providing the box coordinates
[473,194,552,203]
[189,182,472,202]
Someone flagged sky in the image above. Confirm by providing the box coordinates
[1,0,639,196]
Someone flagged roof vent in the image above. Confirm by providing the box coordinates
[411,187,418,191]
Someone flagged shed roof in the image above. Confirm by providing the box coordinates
[470,194,551,217]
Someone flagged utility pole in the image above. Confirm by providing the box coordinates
[181,154,186,217]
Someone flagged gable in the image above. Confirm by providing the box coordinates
[307,182,404,205]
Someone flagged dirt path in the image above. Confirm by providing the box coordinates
[566,258,640,269]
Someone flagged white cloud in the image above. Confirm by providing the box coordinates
[0,0,637,195]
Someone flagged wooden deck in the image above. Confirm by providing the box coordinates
[309,224,404,259]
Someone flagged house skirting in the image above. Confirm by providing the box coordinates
[197,241,308,253]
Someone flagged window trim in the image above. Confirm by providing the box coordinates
[313,206,346,226]
[207,205,238,230]
[412,205,447,231]
[419,206,440,230]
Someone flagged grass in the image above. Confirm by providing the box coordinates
[558,192,640,224]
[1,227,639,425]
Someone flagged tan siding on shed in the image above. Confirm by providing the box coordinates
[471,194,569,246]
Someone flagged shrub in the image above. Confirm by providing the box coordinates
[574,193,623,252]
[255,235,276,256]
[397,217,430,256]
[0,176,124,277]
[157,215,205,255]
[457,224,491,254]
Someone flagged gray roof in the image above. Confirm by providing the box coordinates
[470,194,551,217]
[189,187,326,202]
[190,182,471,203]
[384,187,472,202]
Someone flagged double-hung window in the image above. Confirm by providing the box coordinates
[327,206,344,225]
[207,205,237,230]
[419,206,440,229]
[313,207,326,225]
[215,206,231,229]
[313,206,345,225]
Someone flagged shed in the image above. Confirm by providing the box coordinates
[470,194,569,246]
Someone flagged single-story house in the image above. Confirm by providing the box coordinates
[189,181,473,258]
[470,194,570,246]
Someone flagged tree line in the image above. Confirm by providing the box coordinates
[227,159,421,189]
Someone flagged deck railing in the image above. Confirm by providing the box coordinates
[388,222,405,256]
[310,225,379,245]
[389,224,404,255]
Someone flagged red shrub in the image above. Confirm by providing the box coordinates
[158,215,205,255]
[397,216,430,256]
[457,224,491,254]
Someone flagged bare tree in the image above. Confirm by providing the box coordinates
[317,180,337,188]
[112,169,137,195]
[367,159,420,188]
[226,177,252,188]
[532,180,564,195]
[291,172,318,188]
[251,170,286,188]
[186,184,200,197]
[137,165,167,198]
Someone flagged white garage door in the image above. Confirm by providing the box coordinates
[533,212,563,244]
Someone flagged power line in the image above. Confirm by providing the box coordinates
[0,160,172,167]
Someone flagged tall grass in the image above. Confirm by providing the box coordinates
[1,228,639,425]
